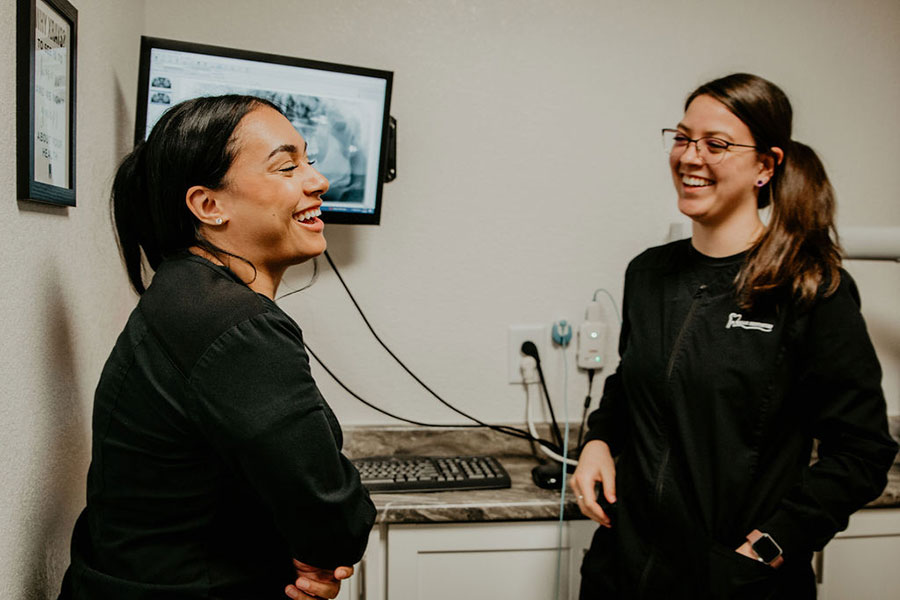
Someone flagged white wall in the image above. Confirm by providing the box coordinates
[145,0,900,425]
[3,1,898,598]
[0,1,144,598]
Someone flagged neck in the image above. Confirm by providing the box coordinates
[189,246,284,300]
[691,212,765,258]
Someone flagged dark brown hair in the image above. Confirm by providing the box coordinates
[686,73,841,310]
[111,95,282,294]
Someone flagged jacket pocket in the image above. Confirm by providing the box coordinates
[708,543,778,600]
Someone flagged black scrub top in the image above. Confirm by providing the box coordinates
[60,253,375,599]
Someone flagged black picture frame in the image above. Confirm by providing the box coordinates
[17,0,78,206]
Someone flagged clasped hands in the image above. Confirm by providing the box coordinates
[285,559,355,600]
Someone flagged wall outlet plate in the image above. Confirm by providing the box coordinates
[508,324,547,384]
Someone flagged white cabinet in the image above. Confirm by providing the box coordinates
[384,520,595,600]
[337,509,900,600]
[336,520,597,600]
[817,508,900,600]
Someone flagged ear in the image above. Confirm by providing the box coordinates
[756,146,784,184]
[185,185,227,226]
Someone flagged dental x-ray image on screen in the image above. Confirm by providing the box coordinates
[249,90,369,206]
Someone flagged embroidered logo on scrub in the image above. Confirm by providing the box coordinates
[726,313,774,333]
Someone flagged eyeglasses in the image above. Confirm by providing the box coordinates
[661,128,758,165]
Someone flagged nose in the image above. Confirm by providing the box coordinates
[304,164,329,197]
[679,140,704,164]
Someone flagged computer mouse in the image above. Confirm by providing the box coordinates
[531,463,575,490]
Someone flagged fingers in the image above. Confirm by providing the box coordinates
[598,460,617,505]
[291,560,353,581]
[284,584,320,599]
[570,440,617,527]
[287,560,353,599]
[285,576,341,599]
[334,566,354,580]
[571,471,611,526]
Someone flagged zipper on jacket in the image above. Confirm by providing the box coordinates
[637,284,707,598]
[665,284,707,380]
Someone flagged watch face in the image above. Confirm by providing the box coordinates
[752,534,781,562]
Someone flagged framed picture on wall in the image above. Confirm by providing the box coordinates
[16,0,78,206]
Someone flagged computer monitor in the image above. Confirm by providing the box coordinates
[134,36,393,225]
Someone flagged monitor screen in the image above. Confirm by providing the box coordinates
[135,36,393,225]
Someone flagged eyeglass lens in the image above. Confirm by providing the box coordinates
[662,130,729,164]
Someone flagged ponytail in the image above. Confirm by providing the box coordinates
[737,140,842,310]
[111,142,153,295]
[686,74,843,312]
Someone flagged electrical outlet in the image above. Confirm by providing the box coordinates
[508,324,547,383]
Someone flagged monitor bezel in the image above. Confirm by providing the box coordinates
[134,36,392,225]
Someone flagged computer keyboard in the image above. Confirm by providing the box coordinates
[352,455,512,493]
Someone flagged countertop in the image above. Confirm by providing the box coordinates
[343,425,583,525]
[343,417,900,524]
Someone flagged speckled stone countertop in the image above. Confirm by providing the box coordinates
[343,417,900,524]
[343,425,584,524]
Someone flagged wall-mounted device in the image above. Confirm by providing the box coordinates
[577,301,607,370]
[134,36,394,225]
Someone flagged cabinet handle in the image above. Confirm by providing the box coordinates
[359,558,366,600]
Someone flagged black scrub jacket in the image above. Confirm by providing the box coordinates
[60,254,375,599]
[580,240,897,600]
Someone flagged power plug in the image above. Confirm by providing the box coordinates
[551,320,573,347]
[520,355,539,384]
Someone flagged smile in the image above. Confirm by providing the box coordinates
[682,175,714,187]
[294,207,322,224]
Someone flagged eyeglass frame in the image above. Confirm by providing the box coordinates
[661,128,760,163]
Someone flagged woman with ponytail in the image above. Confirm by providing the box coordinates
[571,74,896,599]
[60,96,375,599]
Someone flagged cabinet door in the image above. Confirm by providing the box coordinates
[387,520,590,600]
[818,508,900,600]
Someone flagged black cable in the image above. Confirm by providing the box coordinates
[576,369,596,450]
[317,250,562,452]
[533,356,564,449]
[305,343,478,428]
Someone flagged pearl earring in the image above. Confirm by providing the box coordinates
[215,218,223,225]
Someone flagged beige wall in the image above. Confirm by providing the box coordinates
[0,1,144,597]
[2,0,898,597]
[144,0,900,427]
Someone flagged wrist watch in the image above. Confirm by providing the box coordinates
[747,531,784,568]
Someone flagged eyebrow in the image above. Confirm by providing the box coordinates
[266,141,308,160]
[675,123,733,139]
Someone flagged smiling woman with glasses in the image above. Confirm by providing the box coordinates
[570,73,897,600]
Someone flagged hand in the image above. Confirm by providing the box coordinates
[284,559,354,599]
[570,440,616,527]
[735,541,758,561]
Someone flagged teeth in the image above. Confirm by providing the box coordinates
[683,175,713,187]
[295,207,322,222]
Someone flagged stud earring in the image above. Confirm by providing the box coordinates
[215,218,223,225]
[756,180,765,187]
